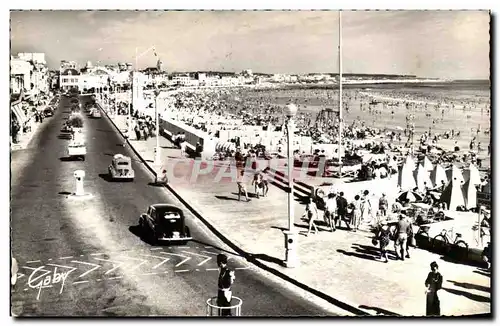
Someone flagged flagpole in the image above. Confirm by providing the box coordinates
[337,11,343,177]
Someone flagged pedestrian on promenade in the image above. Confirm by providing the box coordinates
[360,190,372,225]
[351,195,362,232]
[216,253,235,316]
[324,192,337,231]
[336,192,351,230]
[379,193,388,218]
[252,171,268,198]
[425,261,443,316]
[134,125,141,141]
[236,170,249,202]
[374,221,391,263]
[394,214,411,260]
[302,197,319,236]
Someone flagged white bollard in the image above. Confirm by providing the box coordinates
[74,170,86,196]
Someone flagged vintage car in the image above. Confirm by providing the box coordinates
[139,204,192,244]
[108,154,134,181]
[61,122,73,133]
[67,141,86,160]
[44,107,54,117]
[91,108,101,118]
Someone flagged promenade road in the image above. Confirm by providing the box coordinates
[10,95,337,316]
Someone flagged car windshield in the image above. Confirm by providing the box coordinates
[117,162,129,166]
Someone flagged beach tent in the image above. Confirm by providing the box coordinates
[430,164,448,188]
[403,155,416,171]
[413,163,433,193]
[398,163,416,191]
[462,163,481,186]
[445,165,465,185]
[440,178,466,211]
[422,156,433,171]
[462,180,478,210]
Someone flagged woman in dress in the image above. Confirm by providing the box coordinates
[425,261,443,316]
[352,195,362,232]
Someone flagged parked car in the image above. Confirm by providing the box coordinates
[108,154,134,181]
[138,204,192,244]
[44,107,54,117]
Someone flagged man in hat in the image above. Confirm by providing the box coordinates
[217,253,235,316]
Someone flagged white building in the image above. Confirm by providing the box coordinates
[10,53,49,95]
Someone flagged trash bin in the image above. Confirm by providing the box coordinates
[206,296,242,316]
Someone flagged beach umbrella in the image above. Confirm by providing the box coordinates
[403,155,416,171]
[397,190,423,203]
[430,163,448,188]
[446,165,465,185]
[422,156,433,171]
[462,163,481,186]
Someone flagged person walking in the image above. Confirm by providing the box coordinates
[374,221,391,263]
[324,193,337,232]
[394,214,411,260]
[351,195,362,232]
[336,192,351,230]
[236,170,249,202]
[378,193,389,218]
[302,197,319,236]
[217,254,235,316]
[425,261,443,316]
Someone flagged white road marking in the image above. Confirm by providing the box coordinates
[90,253,105,256]
[26,260,41,264]
[59,256,74,260]
[71,261,101,278]
[150,248,162,251]
[235,267,250,270]
[160,252,191,267]
[121,256,148,271]
[141,271,168,276]
[17,273,25,279]
[108,276,123,280]
[141,254,171,269]
[72,280,89,285]
[182,251,211,266]
[201,251,219,256]
[205,268,218,271]
[94,258,125,275]
[174,270,189,273]
[204,246,214,249]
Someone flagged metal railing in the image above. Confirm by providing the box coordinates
[206,296,242,316]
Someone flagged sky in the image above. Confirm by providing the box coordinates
[10,10,490,79]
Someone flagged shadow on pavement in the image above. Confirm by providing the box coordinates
[248,253,283,267]
[352,243,399,261]
[358,305,400,316]
[448,280,490,293]
[58,191,72,196]
[98,173,115,182]
[442,287,490,303]
[58,134,72,140]
[161,146,177,149]
[270,226,287,232]
[215,195,239,201]
[230,192,260,199]
[474,269,491,278]
[439,254,486,268]
[59,156,78,162]
[128,225,155,246]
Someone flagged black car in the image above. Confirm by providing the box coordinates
[139,204,192,244]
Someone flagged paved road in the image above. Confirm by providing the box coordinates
[10,95,336,317]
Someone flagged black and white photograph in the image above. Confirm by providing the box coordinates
[9,8,491,317]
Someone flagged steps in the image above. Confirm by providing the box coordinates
[264,168,314,200]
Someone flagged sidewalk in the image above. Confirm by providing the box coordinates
[107,113,491,316]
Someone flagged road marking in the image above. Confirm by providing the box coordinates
[94,258,125,275]
[205,268,218,271]
[235,267,250,270]
[141,254,171,269]
[204,246,214,249]
[59,256,74,260]
[108,276,123,280]
[160,252,191,267]
[182,251,211,266]
[71,260,101,278]
[26,260,41,264]
[141,271,168,276]
[178,246,190,249]
[72,280,89,285]
[96,279,102,281]
[201,251,219,256]
[121,257,148,272]
[174,270,189,273]
[90,253,105,256]
[150,248,162,251]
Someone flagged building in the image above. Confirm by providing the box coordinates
[60,60,77,71]
[59,68,81,91]
[10,53,49,96]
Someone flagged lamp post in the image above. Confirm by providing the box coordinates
[132,45,156,136]
[283,103,299,268]
[154,88,161,165]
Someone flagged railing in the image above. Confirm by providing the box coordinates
[206,296,242,316]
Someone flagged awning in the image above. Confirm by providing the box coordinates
[11,104,26,125]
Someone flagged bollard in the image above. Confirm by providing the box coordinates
[74,170,86,196]
[283,230,299,268]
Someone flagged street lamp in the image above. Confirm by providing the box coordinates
[131,45,156,137]
[154,88,161,165]
[283,103,299,268]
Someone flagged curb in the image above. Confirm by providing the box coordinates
[98,101,372,317]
